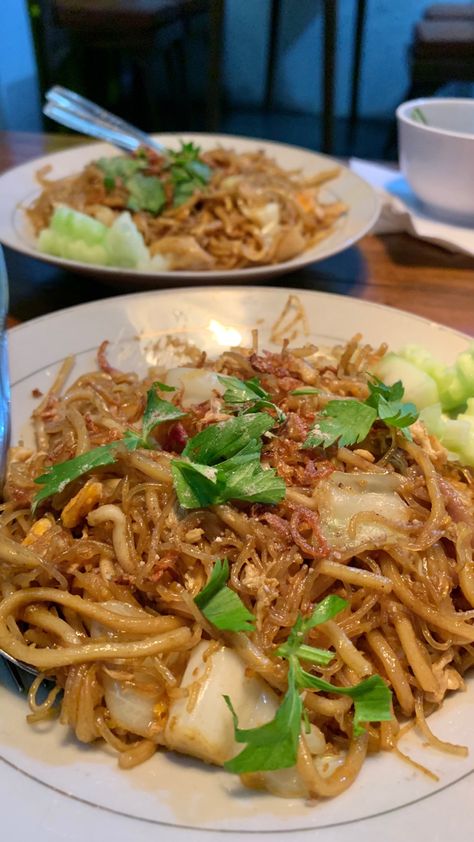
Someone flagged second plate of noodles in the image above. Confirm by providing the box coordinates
[0,134,379,283]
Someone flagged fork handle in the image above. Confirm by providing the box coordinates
[44,86,167,156]
[43,103,146,155]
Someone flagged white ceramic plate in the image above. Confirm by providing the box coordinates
[2,287,473,842]
[0,133,379,284]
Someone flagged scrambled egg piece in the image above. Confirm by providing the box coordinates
[61,480,102,528]
[22,517,53,546]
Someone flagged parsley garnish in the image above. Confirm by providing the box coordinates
[171,459,220,508]
[95,156,145,181]
[194,558,255,632]
[32,436,136,513]
[294,666,392,737]
[168,142,211,207]
[171,414,286,508]
[224,659,302,773]
[181,413,274,464]
[96,143,211,214]
[171,439,285,508]
[366,377,418,431]
[224,595,392,773]
[141,381,186,440]
[32,382,185,512]
[275,594,346,664]
[218,375,286,423]
[303,400,376,449]
[126,173,166,214]
[303,377,418,449]
[96,156,165,214]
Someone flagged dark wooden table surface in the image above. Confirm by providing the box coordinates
[2,131,474,334]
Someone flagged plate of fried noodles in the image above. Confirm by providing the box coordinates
[0,134,379,283]
[1,286,474,842]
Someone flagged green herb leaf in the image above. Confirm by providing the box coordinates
[295,663,392,736]
[171,459,220,508]
[223,659,302,773]
[172,180,198,207]
[303,400,377,449]
[301,375,419,451]
[104,175,116,191]
[276,595,346,663]
[172,441,285,508]
[168,142,211,207]
[366,377,418,438]
[217,440,285,504]
[168,142,211,181]
[290,387,320,396]
[366,379,404,405]
[218,375,269,404]
[173,412,285,508]
[33,383,186,511]
[182,413,276,465]
[301,594,347,631]
[141,381,186,442]
[95,156,145,181]
[220,457,286,505]
[194,558,255,632]
[32,436,138,514]
[283,643,334,666]
[153,381,176,393]
[218,375,286,423]
[126,173,166,215]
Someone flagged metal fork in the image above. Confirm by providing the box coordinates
[43,85,168,156]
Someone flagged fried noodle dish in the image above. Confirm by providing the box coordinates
[1,305,473,800]
[26,143,346,271]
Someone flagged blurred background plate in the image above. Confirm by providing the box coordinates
[0,133,379,285]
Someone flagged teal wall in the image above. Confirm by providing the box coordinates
[222,0,450,117]
[0,0,467,130]
[0,0,40,130]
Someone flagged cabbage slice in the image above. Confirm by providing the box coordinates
[165,641,279,766]
[165,367,225,407]
[315,471,409,552]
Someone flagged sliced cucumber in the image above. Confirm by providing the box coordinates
[50,206,108,245]
[104,212,149,268]
[399,344,474,412]
[38,229,108,265]
[375,353,438,409]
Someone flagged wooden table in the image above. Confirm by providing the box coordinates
[2,131,474,335]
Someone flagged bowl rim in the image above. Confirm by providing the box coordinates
[396,97,474,140]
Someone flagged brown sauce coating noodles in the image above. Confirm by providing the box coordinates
[26,148,346,270]
[0,326,472,798]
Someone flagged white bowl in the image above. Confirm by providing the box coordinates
[396,97,474,222]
